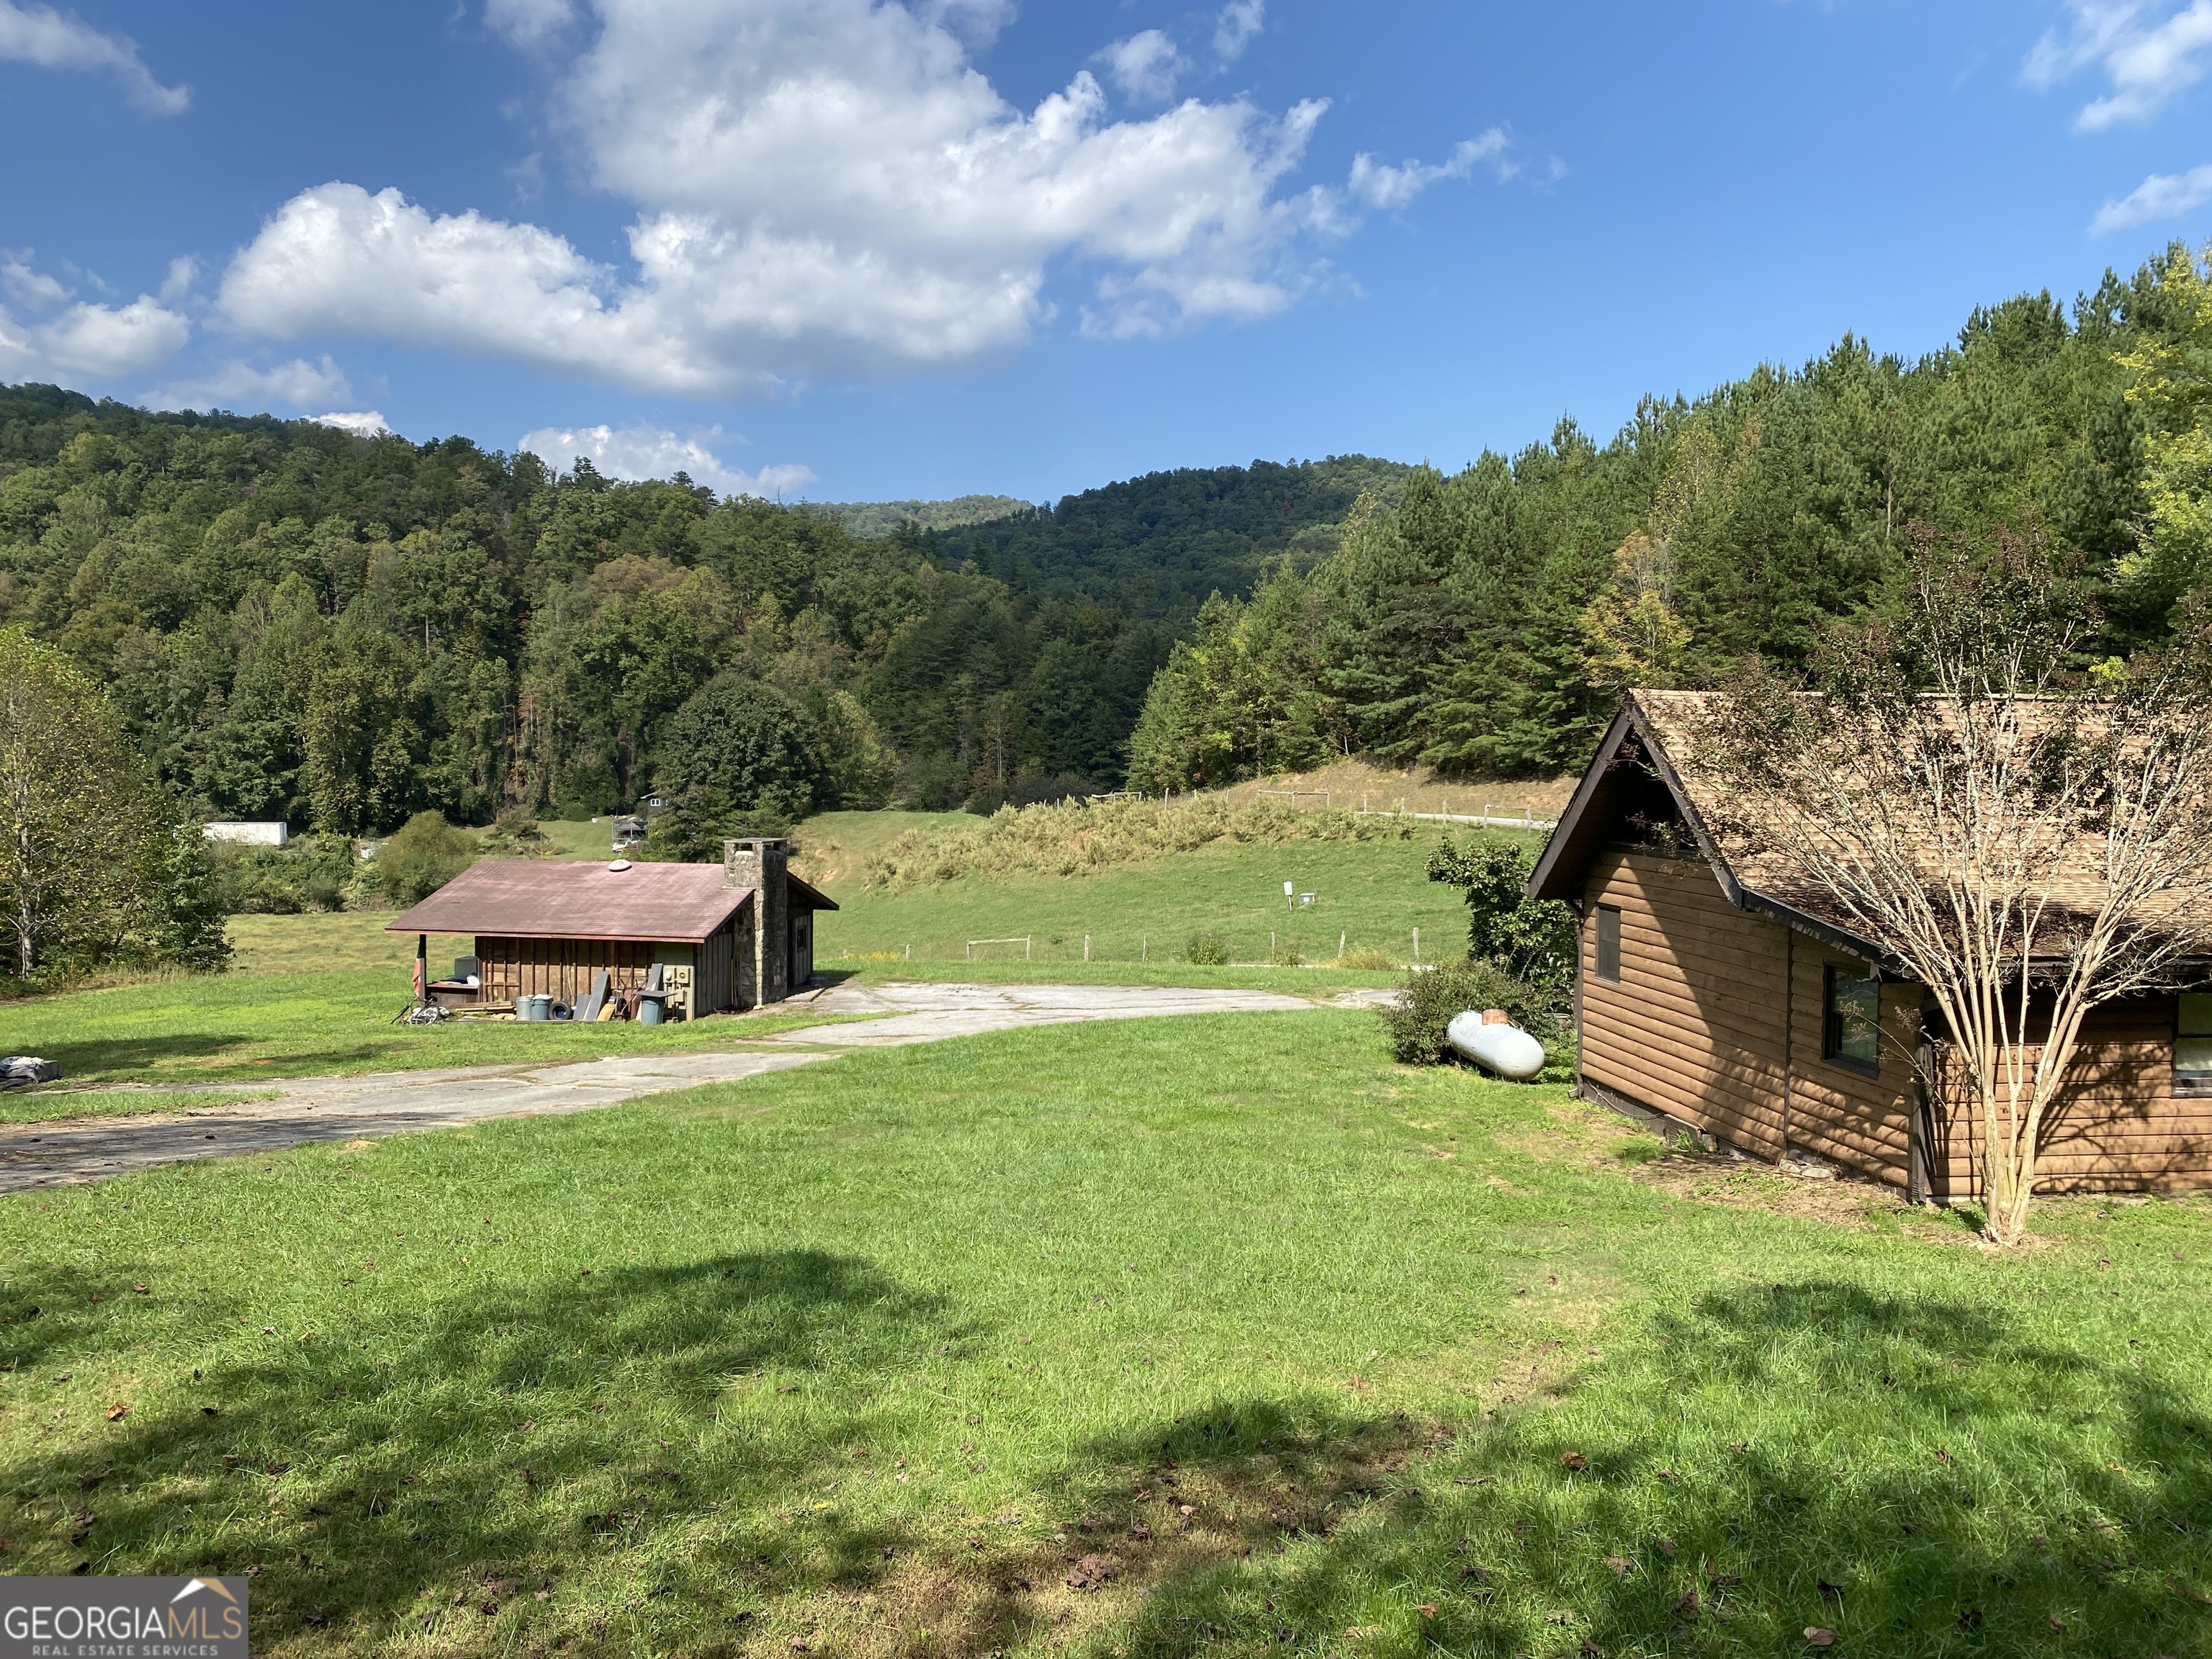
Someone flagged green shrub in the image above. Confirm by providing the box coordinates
[1381,958,1556,1067]
[1341,945,1397,971]
[1426,835,1577,996]
[1267,940,1305,966]
[1184,930,1230,966]
[368,812,476,907]
[207,835,355,914]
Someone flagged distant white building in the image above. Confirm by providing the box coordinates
[204,821,289,848]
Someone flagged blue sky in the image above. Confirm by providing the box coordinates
[3,0,2210,504]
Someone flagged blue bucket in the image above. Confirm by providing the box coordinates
[638,995,665,1026]
[519,994,552,1022]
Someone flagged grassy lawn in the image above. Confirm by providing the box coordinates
[0,913,841,1088]
[817,833,1505,971]
[0,1010,2201,1655]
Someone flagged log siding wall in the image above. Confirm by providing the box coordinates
[477,936,655,1007]
[1578,848,2212,1195]
[1933,997,2212,1197]
[475,912,745,1015]
[1783,946,1917,1187]
[1579,848,1789,1159]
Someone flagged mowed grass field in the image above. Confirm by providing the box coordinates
[0,912,839,1092]
[1,809,1483,1094]
[814,831,1500,972]
[0,1010,2202,1656]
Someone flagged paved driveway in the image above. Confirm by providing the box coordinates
[0,980,1325,1192]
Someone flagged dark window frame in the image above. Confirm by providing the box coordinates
[2176,992,2212,1098]
[1821,961,1881,1078]
[1593,905,1622,984]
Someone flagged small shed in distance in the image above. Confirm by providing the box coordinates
[204,820,289,848]
[385,837,835,1017]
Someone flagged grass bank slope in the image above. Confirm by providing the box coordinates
[1206,757,1579,822]
[0,1012,2200,1655]
[820,830,1503,972]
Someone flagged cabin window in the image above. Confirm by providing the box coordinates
[2177,994,2212,1097]
[1822,963,1881,1076]
[1594,906,1622,983]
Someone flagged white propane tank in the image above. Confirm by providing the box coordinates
[1446,1008,1545,1080]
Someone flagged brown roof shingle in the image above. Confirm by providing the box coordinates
[385,860,752,943]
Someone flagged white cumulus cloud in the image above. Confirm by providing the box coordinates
[145,355,354,413]
[0,0,189,114]
[1349,130,1514,210]
[1099,29,1183,102]
[215,0,1496,395]
[315,411,394,437]
[485,0,576,46]
[2026,1,2212,129]
[0,253,190,382]
[1213,0,1263,61]
[517,421,817,498]
[2090,160,2212,230]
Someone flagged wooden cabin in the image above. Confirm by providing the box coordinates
[1529,692,2212,1199]
[385,837,835,1017]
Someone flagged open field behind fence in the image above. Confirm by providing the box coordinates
[817,832,1524,970]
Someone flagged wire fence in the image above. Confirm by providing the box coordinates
[835,924,1444,970]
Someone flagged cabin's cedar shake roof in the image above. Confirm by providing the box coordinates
[387,860,761,943]
[1531,688,2212,966]
[1529,692,1897,963]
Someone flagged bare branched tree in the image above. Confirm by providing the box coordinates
[1691,526,2212,1246]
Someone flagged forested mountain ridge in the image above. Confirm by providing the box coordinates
[960,454,1412,616]
[0,383,1191,827]
[824,493,1031,538]
[6,243,2208,838]
[1128,245,2212,789]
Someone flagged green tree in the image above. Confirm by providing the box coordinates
[0,628,227,980]
[652,675,825,858]
[2117,243,2212,610]
[369,811,477,907]
[302,632,423,834]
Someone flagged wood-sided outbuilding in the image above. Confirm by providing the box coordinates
[386,836,835,1017]
[1529,691,2212,1200]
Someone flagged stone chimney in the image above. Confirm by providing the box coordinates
[724,837,790,1006]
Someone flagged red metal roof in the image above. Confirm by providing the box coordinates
[385,860,752,943]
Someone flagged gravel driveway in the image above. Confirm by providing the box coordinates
[0,980,1327,1192]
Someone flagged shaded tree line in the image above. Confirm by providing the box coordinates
[0,392,1192,835]
[1128,245,2212,789]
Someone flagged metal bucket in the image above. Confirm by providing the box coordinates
[638,995,665,1026]
[519,994,552,1022]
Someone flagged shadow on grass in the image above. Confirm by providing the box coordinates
[0,1249,974,1650]
[4,1274,2206,1655]
[1085,1280,2212,1658]
[17,1033,251,1079]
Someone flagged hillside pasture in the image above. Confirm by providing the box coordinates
[817,830,1512,971]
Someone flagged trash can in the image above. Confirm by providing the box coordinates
[638,994,665,1026]
[519,994,552,1022]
